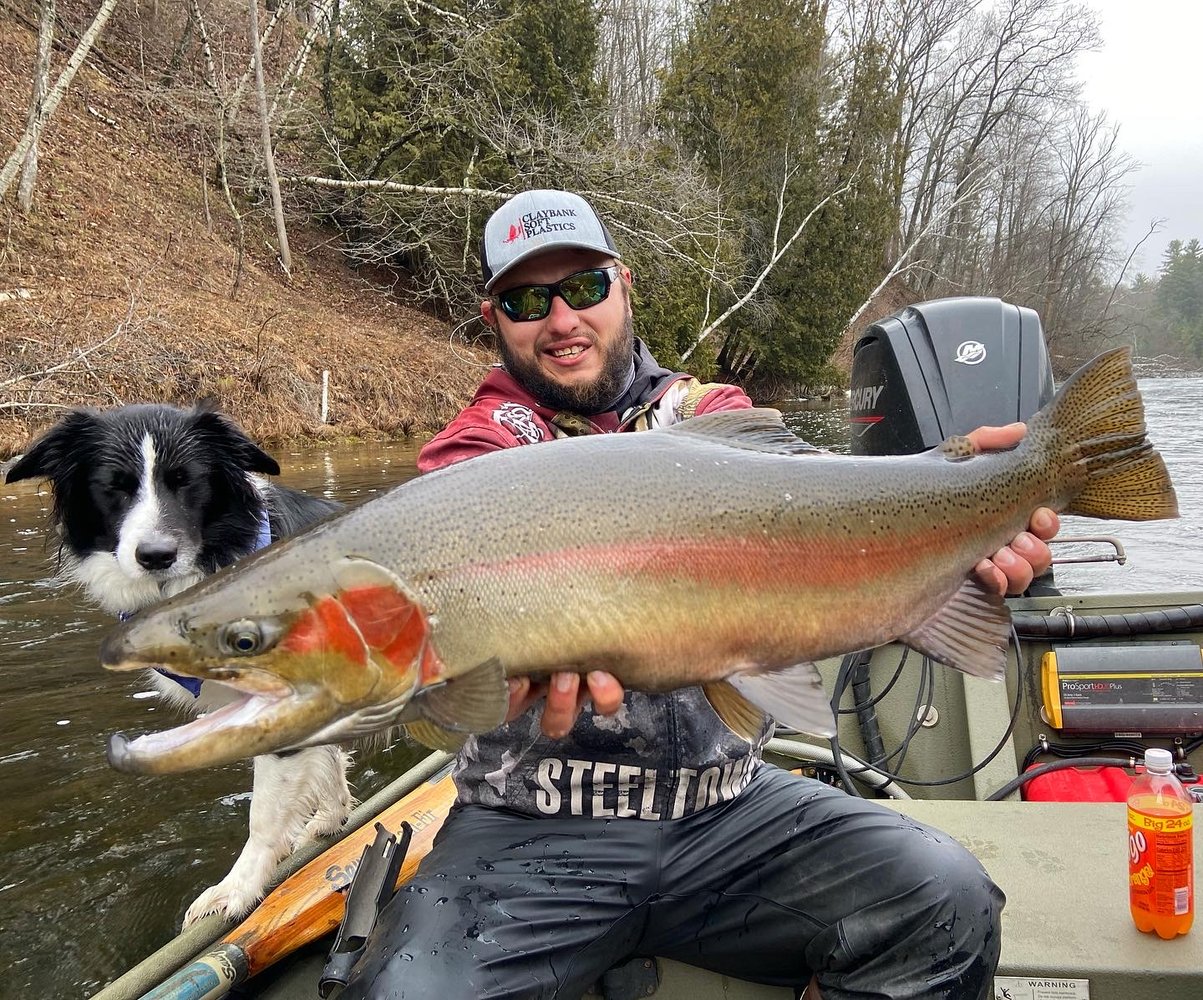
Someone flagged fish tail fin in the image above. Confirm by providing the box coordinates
[1035,347,1178,521]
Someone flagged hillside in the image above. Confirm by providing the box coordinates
[0,15,486,457]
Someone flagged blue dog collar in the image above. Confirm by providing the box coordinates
[121,509,273,699]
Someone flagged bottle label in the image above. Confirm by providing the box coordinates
[1129,808,1193,915]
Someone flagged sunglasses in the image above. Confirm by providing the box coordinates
[494,266,621,322]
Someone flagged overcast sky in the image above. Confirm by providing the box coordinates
[1076,0,1203,275]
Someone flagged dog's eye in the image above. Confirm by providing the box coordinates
[220,621,265,656]
[109,474,137,496]
[163,468,189,490]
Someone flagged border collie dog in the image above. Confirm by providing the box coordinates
[6,403,352,927]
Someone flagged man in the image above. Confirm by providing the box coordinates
[342,190,1059,1000]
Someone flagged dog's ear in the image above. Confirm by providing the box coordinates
[190,408,282,476]
[5,411,99,484]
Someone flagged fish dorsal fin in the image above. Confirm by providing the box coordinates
[403,720,469,753]
[664,409,820,456]
[903,576,1011,679]
[937,434,976,461]
[703,682,769,741]
[721,662,836,737]
[418,657,509,734]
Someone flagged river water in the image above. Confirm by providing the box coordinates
[1,378,1200,997]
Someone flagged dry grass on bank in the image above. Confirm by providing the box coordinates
[0,18,487,458]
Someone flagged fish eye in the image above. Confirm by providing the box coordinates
[220,620,265,656]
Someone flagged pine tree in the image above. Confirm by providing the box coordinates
[1157,239,1203,359]
[658,0,897,394]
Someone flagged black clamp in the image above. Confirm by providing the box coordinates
[319,820,413,998]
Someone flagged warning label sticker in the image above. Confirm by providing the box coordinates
[994,978,1090,1000]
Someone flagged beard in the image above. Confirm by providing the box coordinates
[498,305,635,415]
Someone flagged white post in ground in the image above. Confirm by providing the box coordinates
[321,369,329,424]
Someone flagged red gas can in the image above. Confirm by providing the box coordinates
[1023,763,1202,803]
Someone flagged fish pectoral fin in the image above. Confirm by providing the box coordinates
[403,721,469,752]
[902,575,1011,680]
[722,662,836,737]
[417,657,509,734]
[665,408,821,456]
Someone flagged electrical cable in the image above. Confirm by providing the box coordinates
[827,654,864,798]
[764,738,911,799]
[848,650,887,766]
[825,625,1027,788]
[884,656,933,773]
[838,647,909,714]
[1021,738,1149,772]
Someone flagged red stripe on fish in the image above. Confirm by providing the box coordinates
[378,610,432,676]
[467,531,980,588]
[280,595,368,666]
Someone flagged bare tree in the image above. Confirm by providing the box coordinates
[597,0,691,140]
[0,0,121,203]
[682,154,856,363]
[248,0,291,275]
[17,0,56,212]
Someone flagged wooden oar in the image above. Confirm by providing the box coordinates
[138,771,457,1000]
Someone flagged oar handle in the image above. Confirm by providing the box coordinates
[135,944,248,1000]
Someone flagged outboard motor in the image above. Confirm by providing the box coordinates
[849,295,1058,595]
[849,296,1054,457]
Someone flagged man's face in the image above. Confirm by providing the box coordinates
[482,248,634,413]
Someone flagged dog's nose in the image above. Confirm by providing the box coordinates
[136,541,178,571]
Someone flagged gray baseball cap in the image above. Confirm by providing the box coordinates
[480,190,621,291]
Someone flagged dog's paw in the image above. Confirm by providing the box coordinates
[296,798,353,847]
[181,880,263,929]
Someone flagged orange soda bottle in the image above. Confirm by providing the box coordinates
[1128,747,1194,938]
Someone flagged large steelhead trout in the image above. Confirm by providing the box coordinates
[101,348,1177,773]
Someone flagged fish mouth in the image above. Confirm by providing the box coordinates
[106,675,334,775]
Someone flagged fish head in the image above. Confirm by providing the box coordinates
[101,555,437,774]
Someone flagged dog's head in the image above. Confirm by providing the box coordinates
[6,403,282,612]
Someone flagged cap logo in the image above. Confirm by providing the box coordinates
[503,208,581,244]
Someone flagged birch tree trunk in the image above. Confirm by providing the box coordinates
[17,0,56,212]
[0,0,119,204]
[249,0,291,275]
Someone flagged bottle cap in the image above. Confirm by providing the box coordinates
[1145,748,1174,772]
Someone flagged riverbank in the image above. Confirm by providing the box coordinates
[0,20,486,458]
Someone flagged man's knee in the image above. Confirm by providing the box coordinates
[934,837,1004,935]
[906,837,1004,997]
[821,826,1003,1000]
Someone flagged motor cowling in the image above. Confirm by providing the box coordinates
[849,296,1054,457]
